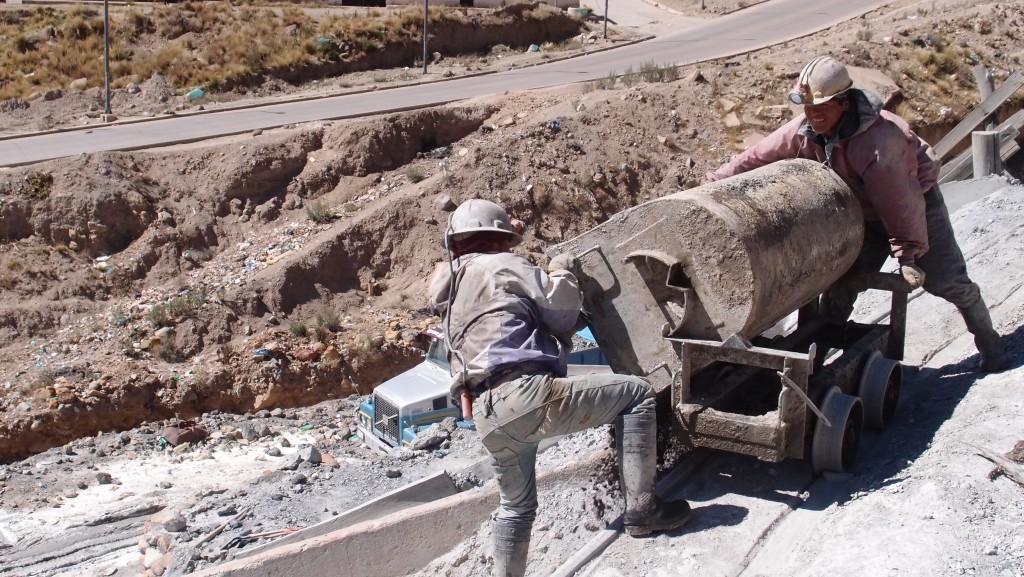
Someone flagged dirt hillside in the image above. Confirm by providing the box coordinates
[1,0,1023,576]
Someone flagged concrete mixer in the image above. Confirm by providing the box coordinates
[550,159,910,474]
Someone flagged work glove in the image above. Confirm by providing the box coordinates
[900,261,926,289]
[547,253,580,274]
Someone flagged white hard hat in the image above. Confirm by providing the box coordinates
[788,56,853,105]
[446,199,522,246]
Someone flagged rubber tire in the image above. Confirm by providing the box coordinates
[812,386,864,475]
[857,350,902,430]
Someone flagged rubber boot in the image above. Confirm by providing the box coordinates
[491,519,531,577]
[617,414,692,537]
[960,300,1010,373]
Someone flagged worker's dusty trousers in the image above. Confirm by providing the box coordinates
[475,372,655,523]
[822,186,986,319]
[474,371,655,576]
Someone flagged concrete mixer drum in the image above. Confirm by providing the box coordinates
[550,159,911,473]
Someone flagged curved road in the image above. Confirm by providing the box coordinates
[0,0,891,167]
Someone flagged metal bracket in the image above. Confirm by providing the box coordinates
[777,364,830,428]
[642,361,669,377]
[623,249,693,337]
[622,249,679,267]
[722,333,753,350]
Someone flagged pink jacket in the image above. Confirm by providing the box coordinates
[707,89,941,262]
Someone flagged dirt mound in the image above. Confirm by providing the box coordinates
[5,0,1024,462]
[0,103,513,462]
[1,75,718,460]
[321,106,497,178]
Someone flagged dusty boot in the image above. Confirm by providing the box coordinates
[617,414,692,537]
[960,301,1010,373]
[491,519,531,577]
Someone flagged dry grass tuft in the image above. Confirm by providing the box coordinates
[0,4,571,99]
[21,171,54,200]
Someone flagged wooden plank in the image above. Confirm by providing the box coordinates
[973,65,997,130]
[933,70,1024,160]
[939,109,1024,183]
[973,444,1024,488]
[939,138,1019,184]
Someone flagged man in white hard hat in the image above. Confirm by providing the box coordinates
[707,55,1009,373]
[429,198,692,577]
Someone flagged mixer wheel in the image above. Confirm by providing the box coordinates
[811,386,864,475]
[857,350,902,430]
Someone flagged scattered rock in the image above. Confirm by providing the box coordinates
[298,445,322,465]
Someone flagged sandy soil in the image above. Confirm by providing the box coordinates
[1,0,1023,576]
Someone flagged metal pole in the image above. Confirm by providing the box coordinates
[422,0,428,74]
[103,0,111,115]
[603,0,608,39]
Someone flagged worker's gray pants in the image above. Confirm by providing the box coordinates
[822,186,984,319]
[474,372,655,526]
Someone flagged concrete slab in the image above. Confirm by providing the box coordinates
[189,479,499,577]
[940,175,1014,212]
[189,449,609,577]
[237,470,461,558]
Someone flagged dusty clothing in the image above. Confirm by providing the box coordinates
[707,89,940,263]
[822,188,983,319]
[430,249,655,526]
[428,251,582,396]
[707,87,1003,368]
[475,372,654,525]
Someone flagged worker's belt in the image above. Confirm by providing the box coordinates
[469,364,549,398]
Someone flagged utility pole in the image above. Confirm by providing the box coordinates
[422,0,429,74]
[603,0,608,39]
[103,0,111,115]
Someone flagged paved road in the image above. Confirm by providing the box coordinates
[579,0,699,31]
[0,0,892,167]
